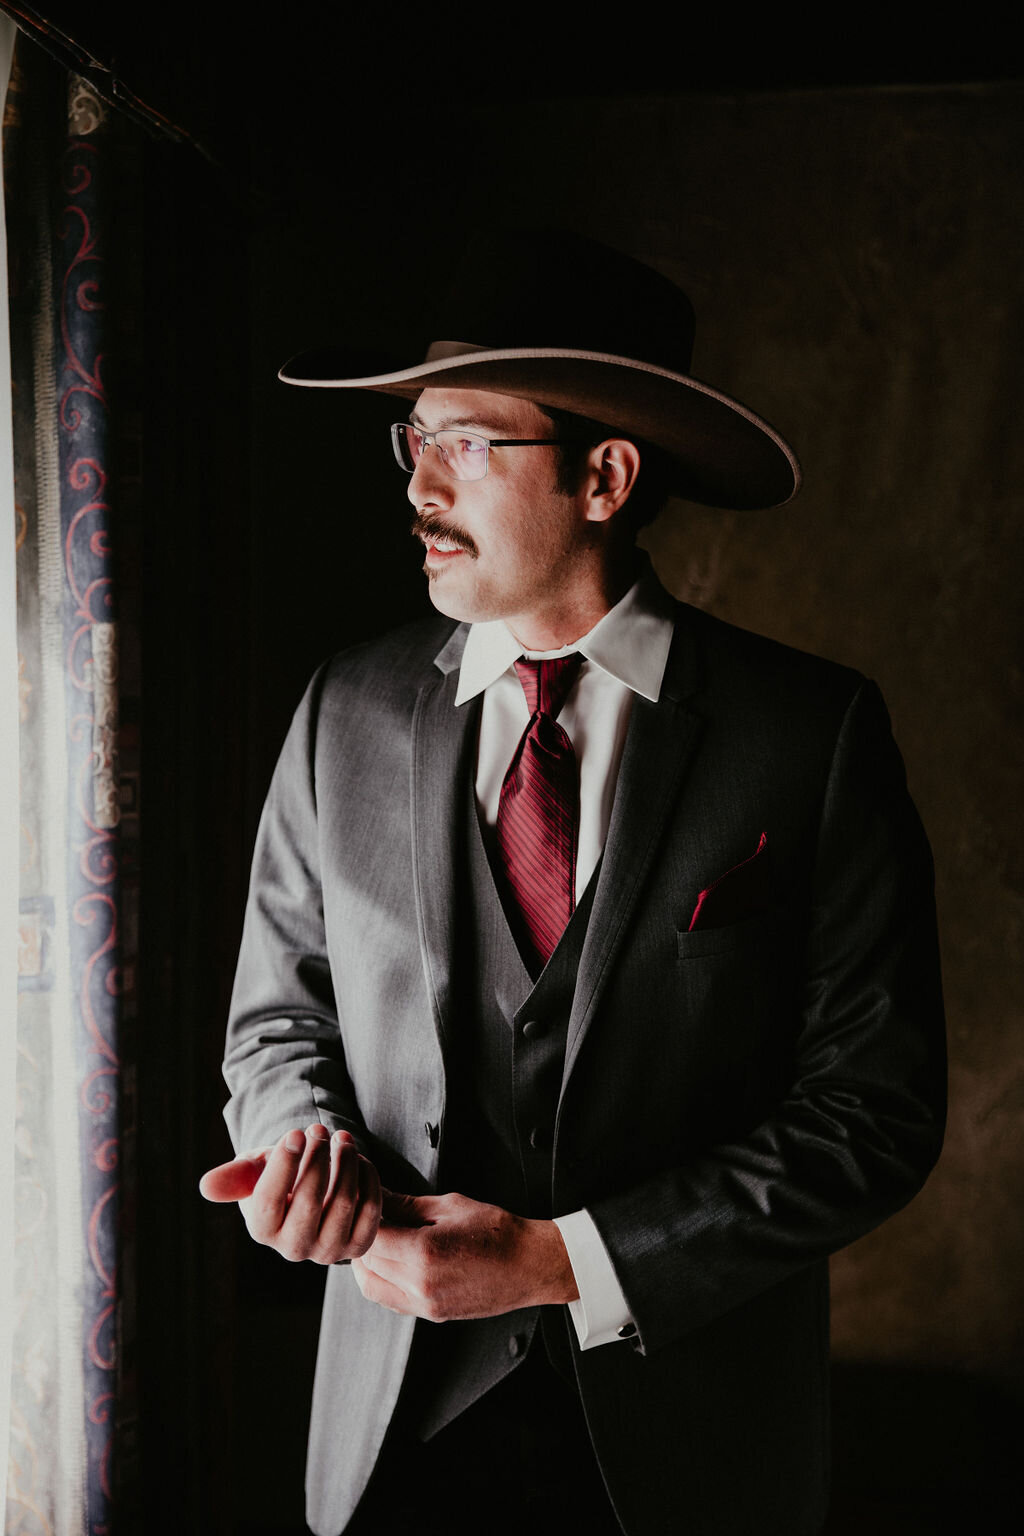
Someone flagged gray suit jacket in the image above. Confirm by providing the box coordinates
[223,593,945,1536]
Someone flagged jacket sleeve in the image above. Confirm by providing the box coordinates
[585,679,947,1355]
[221,666,366,1157]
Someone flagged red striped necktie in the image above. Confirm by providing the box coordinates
[496,654,584,970]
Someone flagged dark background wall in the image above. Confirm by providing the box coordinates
[16,13,1017,1532]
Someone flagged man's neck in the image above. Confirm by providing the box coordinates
[507,554,640,652]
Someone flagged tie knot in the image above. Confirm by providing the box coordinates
[513,654,583,719]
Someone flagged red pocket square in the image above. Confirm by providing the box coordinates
[688,833,770,933]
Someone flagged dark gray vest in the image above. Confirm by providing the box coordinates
[410,778,597,1438]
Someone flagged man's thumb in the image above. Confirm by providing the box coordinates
[380,1189,429,1227]
[198,1155,265,1203]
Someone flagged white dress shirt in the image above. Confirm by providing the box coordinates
[455,564,676,1348]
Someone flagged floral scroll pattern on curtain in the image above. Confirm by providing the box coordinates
[7,43,137,1535]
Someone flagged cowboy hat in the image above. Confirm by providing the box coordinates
[278,228,801,511]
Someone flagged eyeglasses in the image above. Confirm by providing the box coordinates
[391,422,563,482]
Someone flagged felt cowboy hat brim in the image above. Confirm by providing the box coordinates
[279,340,801,512]
[277,229,802,512]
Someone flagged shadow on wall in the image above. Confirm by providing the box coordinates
[824,1363,1022,1534]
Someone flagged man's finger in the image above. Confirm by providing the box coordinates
[322,1130,359,1213]
[347,1156,383,1256]
[278,1126,332,1242]
[356,1242,413,1283]
[244,1129,308,1240]
[351,1256,414,1314]
[310,1134,361,1259]
[311,1141,382,1263]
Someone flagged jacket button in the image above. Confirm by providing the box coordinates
[528,1125,550,1152]
[521,1018,547,1038]
[424,1121,440,1148]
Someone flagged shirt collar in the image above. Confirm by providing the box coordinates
[454,557,676,706]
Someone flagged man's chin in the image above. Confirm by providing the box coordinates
[425,570,469,620]
[424,568,488,625]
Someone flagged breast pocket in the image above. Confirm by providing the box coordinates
[674,908,800,1085]
[675,908,780,962]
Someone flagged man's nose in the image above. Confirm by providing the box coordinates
[407,443,453,510]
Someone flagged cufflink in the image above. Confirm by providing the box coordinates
[617,1321,637,1340]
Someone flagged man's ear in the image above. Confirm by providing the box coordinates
[582,438,642,524]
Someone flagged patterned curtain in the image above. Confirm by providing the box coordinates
[0,13,18,1522]
[5,37,137,1535]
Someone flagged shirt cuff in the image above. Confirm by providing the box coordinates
[553,1209,634,1350]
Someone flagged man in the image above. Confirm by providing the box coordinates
[200,231,945,1536]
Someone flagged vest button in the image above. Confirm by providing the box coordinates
[521,1018,547,1038]
[424,1121,440,1148]
[507,1333,526,1359]
[528,1125,550,1152]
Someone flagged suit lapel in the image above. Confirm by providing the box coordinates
[563,609,705,1088]
[410,624,477,1056]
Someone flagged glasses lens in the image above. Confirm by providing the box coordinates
[391,423,424,473]
[436,430,488,481]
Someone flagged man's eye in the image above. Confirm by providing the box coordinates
[459,437,485,454]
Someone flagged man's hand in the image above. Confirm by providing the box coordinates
[199,1125,381,1264]
[351,1190,579,1321]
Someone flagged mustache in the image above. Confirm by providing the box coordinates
[410,512,479,557]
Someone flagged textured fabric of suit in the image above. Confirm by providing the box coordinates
[409,782,595,1437]
[222,589,946,1536]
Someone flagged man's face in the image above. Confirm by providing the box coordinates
[406,387,593,647]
